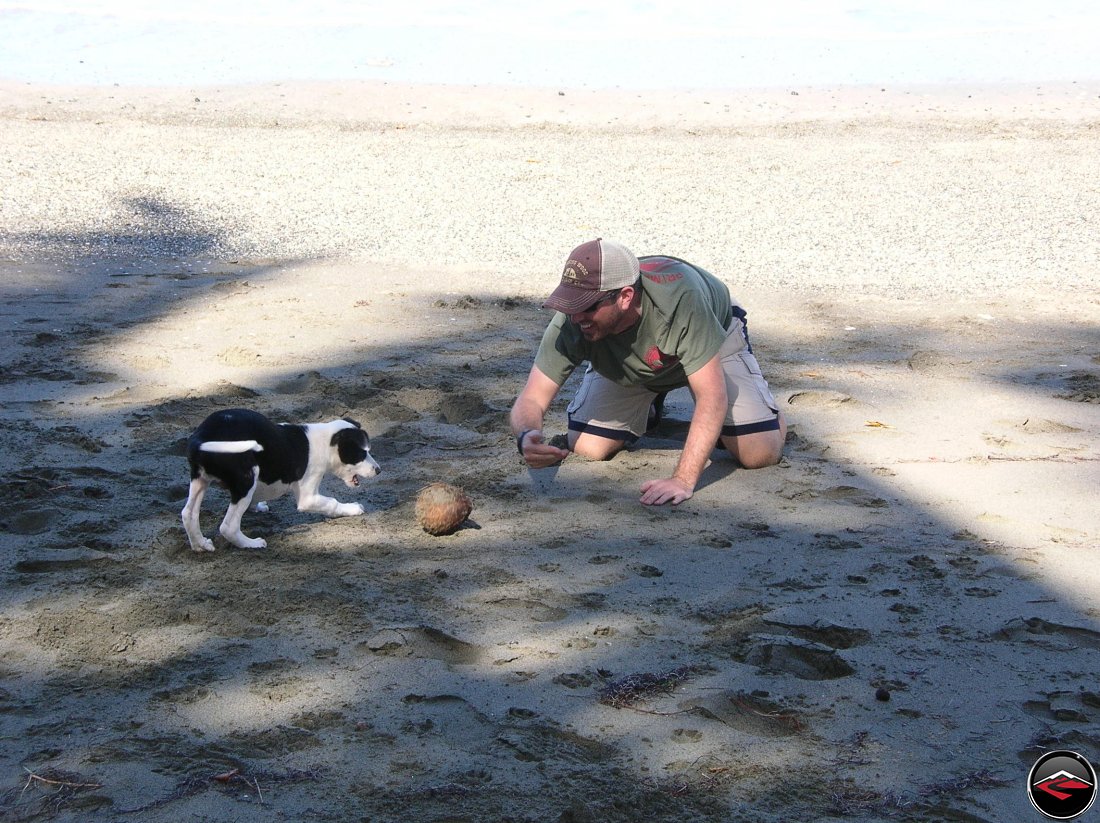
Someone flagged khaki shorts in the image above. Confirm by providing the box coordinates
[566,310,780,442]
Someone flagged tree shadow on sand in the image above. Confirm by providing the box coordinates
[0,215,1098,821]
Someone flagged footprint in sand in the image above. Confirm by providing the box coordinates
[496,725,614,765]
[245,658,309,700]
[785,390,853,408]
[486,598,568,623]
[682,691,806,737]
[226,725,320,757]
[1023,695,1091,723]
[23,330,62,348]
[4,505,65,535]
[785,485,888,508]
[738,521,776,536]
[359,626,485,664]
[906,554,945,579]
[762,620,871,650]
[984,417,1089,454]
[744,640,855,680]
[992,618,1100,651]
[398,694,497,746]
[907,350,971,375]
[217,346,263,366]
[129,353,172,372]
[814,533,863,551]
[1007,418,1083,435]
[13,549,117,574]
[552,672,594,689]
[964,587,1000,598]
[152,683,214,705]
[670,728,704,743]
[822,485,889,508]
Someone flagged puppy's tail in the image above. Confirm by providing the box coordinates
[198,440,264,454]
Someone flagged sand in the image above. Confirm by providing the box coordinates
[0,78,1098,822]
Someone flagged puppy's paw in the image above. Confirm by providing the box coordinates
[190,537,216,553]
[335,502,365,517]
[220,525,267,550]
[254,501,270,513]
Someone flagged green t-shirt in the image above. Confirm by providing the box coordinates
[534,255,734,391]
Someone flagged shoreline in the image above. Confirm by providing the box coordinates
[3,77,1099,131]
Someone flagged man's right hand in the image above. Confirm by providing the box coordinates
[520,429,570,468]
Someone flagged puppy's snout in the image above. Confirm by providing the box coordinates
[356,461,381,480]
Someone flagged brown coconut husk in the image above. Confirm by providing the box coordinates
[415,482,473,535]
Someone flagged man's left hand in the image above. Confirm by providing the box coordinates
[640,477,693,506]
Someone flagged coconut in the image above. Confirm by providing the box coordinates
[415,483,473,536]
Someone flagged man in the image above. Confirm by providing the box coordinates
[510,238,786,506]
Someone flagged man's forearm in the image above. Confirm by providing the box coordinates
[509,398,545,437]
[674,425,720,488]
[511,368,571,467]
[673,389,726,488]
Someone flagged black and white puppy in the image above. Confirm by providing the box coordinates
[181,408,381,552]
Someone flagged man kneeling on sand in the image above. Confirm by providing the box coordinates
[510,238,787,507]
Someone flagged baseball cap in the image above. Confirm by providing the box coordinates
[543,238,640,314]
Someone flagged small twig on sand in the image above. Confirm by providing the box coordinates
[644,756,734,797]
[988,454,1098,463]
[622,706,694,717]
[21,768,102,794]
[120,765,317,814]
[210,768,262,803]
[730,696,806,733]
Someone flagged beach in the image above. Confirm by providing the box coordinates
[0,78,1098,821]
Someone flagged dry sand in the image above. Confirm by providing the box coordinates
[0,79,1098,822]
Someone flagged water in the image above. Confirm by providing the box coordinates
[1,1,1097,89]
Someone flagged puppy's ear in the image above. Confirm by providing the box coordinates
[332,425,368,446]
[341,417,362,429]
[332,425,370,459]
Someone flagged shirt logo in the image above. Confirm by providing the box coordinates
[642,271,683,284]
[644,346,679,371]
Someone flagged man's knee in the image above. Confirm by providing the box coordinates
[733,442,783,469]
[569,430,627,461]
[721,416,786,469]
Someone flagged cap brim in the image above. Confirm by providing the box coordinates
[543,284,608,314]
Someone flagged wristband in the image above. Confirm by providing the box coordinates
[517,429,534,455]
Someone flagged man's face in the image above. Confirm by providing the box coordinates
[568,289,629,341]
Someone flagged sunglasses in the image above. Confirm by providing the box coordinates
[580,289,621,313]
